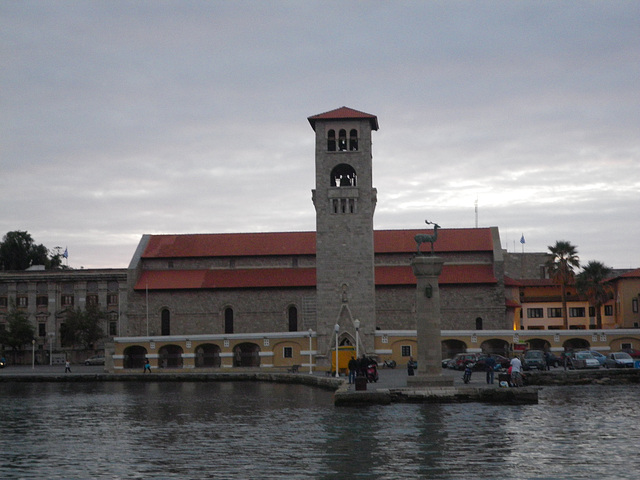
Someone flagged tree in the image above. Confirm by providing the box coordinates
[60,306,106,350]
[576,261,613,329]
[546,240,580,329]
[0,230,64,270]
[0,303,36,363]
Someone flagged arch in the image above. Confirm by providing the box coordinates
[338,129,347,151]
[288,305,298,332]
[349,129,358,151]
[233,342,261,367]
[158,344,184,368]
[161,308,170,336]
[527,338,552,351]
[442,339,467,358]
[563,338,590,352]
[123,345,147,369]
[195,343,221,368]
[327,129,336,151]
[330,163,357,187]
[475,317,483,330]
[224,307,234,334]
[480,338,510,356]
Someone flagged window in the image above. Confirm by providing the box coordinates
[349,129,358,151]
[338,129,347,151]
[621,342,632,350]
[588,307,595,317]
[161,309,170,336]
[327,129,336,151]
[569,307,585,318]
[107,294,118,306]
[288,306,298,332]
[61,295,74,307]
[36,295,48,308]
[475,317,483,330]
[109,321,117,336]
[17,296,28,308]
[401,345,412,357]
[38,323,46,337]
[224,307,234,334]
[633,298,638,313]
[283,347,293,358]
[547,308,562,318]
[86,295,99,306]
[527,308,544,318]
[0,297,7,308]
[604,305,613,316]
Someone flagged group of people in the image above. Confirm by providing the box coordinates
[347,354,377,384]
[481,355,524,387]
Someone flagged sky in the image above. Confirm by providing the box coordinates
[1,1,639,270]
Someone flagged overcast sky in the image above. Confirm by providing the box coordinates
[1,1,638,270]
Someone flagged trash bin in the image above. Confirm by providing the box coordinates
[355,376,367,391]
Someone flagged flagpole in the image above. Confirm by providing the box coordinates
[146,282,149,337]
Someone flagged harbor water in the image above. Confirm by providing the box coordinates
[1,380,639,479]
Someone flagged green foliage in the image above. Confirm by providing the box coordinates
[576,260,613,328]
[0,304,36,351]
[61,306,106,350]
[0,230,66,270]
[546,240,580,329]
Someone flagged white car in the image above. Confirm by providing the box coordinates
[572,351,600,369]
[604,352,634,368]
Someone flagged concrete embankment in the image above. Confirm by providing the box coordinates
[523,368,640,386]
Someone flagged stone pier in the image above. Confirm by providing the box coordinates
[406,255,454,387]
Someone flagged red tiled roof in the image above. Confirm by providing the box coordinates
[134,264,496,291]
[141,228,495,259]
[375,264,497,286]
[308,106,379,131]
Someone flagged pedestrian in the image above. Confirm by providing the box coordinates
[65,360,71,373]
[143,358,151,373]
[407,356,416,376]
[510,355,522,387]
[348,356,358,384]
[485,355,496,384]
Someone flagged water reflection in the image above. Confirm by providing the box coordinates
[1,382,639,479]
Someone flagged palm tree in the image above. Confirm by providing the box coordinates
[576,261,613,329]
[546,241,580,329]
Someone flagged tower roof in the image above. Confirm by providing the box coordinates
[308,106,379,131]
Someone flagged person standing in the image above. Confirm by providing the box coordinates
[143,358,151,373]
[348,356,357,384]
[64,360,71,373]
[407,356,416,376]
[485,355,496,384]
[510,355,523,387]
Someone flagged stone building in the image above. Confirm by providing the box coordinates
[123,107,511,368]
[0,268,127,363]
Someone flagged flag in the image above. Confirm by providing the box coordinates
[520,234,525,244]
[63,247,68,258]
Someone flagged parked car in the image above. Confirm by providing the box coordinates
[84,355,105,366]
[604,352,634,368]
[621,348,640,359]
[442,358,452,368]
[571,351,600,369]
[523,350,547,371]
[588,350,607,366]
[476,353,510,371]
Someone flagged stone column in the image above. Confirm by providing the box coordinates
[407,255,454,387]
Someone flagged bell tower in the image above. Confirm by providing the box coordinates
[308,107,379,362]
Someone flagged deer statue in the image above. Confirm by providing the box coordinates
[414,220,440,255]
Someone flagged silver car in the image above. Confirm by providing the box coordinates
[604,352,634,368]
[572,351,600,369]
[84,355,105,366]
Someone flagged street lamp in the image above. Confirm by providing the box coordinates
[48,332,55,366]
[334,324,340,378]
[31,339,36,370]
[308,329,313,374]
[354,319,360,359]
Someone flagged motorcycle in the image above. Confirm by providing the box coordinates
[366,363,379,383]
[382,359,396,369]
[462,362,475,384]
